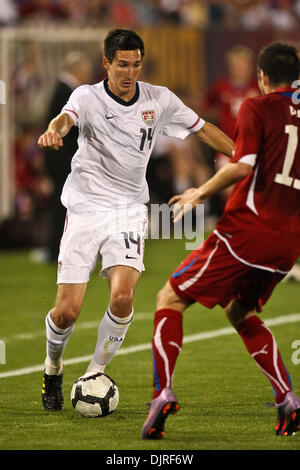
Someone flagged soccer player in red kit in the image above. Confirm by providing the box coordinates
[141,42,300,439]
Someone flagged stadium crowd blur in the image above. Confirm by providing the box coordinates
[1,0,300,256]
[1,0,300,30]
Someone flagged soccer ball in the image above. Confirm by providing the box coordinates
[71,372,119,418]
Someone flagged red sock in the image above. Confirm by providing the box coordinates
[236,315,292,403]
[152,308,183,399]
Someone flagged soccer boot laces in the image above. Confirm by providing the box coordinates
[266,391,300,436]
[42,371,64,411]
[141,387,179,439]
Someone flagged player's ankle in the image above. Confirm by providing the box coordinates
[86,359,105,374]
[45,357,63,375]
[275,390,292,405]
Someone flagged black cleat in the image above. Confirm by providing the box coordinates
[42,372,64,411]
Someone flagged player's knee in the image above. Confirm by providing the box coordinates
[156,282,175,309]
[156,287,165,308]
[53,303,80,328]
[224,299,251,329]
[225,306,237,328]
[110,291,133,317]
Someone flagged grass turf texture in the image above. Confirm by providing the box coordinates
[0,239,299,450]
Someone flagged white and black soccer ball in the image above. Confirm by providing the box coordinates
[71,372,119,418]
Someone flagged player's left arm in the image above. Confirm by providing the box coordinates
[171,99,261,221]
[197,121,234,158]
[170,161,252,222]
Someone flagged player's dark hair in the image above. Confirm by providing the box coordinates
[104,29,145,63]
[257,42,299,86]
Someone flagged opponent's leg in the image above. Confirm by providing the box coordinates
[151,281,188,399]
[42,283,86,411]
[225,299,300,436]
[141,280,188,439]
[86,266,140,374]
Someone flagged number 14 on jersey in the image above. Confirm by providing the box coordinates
[139,127,154,151]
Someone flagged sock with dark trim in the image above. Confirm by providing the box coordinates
[45,311,74,375]
[86,307,133,374]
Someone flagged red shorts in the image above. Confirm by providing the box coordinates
[169,232,286,312]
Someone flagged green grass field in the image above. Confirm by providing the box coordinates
[0,239,300,451]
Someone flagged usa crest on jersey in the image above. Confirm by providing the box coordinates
[141,110,156,126]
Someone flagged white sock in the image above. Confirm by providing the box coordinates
[45,311,74,375]
[86,307,133,374]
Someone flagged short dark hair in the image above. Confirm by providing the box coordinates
[104,29,145,63]
[257,42,299,86]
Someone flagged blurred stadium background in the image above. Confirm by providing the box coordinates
[0,0,300,257]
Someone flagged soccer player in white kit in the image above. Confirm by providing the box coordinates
[38,29,234,411]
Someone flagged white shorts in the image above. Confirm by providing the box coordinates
[57,204,148,284]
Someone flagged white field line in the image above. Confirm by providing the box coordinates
[0,312,299,380]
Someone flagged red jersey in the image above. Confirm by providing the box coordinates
[216,87,300,272]
[206,77,259,139]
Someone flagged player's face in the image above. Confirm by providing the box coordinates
[103,49,143,100]
[228,54,253,86]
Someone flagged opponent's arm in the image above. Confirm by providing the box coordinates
[38,113,74,150]
[169,161,253,222]
[197,121,234,158]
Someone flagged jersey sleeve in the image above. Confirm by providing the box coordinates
[61,85,88,127]
[232,98,263,167]
[160,89,205,140]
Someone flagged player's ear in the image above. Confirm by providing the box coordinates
[103,56,110,71]
[259,69,269,86]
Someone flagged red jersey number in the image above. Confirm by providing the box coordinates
[275,124,300,190]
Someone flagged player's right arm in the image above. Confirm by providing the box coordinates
[38,113,74,150]
[169,161,253,222]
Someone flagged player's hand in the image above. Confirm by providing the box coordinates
[38,131,63,150]
[169,187,203,223]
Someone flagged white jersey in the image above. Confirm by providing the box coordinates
[61,79,205,211]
